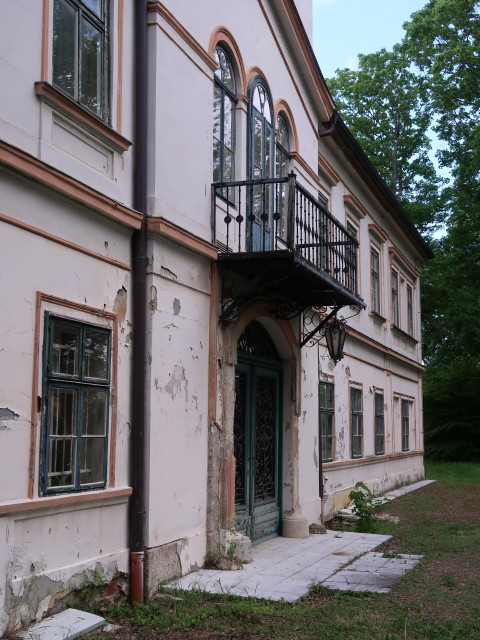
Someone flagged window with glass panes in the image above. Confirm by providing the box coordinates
[52,0,109,121]
[213,46,236,188]
[371,247,380,313]
[391,268,399,326]
[317,192,330,272]
[319,382,334,462]
[346,221,358,292]
[350,387,363,458]
[401,399,410,451]
[275,115,290,240]
[374,392,385,455]
[407,284,414,336]
[42,314,111,494]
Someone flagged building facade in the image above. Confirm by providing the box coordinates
[0,0,431,632]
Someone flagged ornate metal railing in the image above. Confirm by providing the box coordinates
[212,172,359,295]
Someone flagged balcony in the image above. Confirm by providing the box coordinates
[212,173,365,317]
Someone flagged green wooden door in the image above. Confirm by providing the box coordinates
[234,359,281,543]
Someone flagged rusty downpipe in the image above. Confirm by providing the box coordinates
[130,0,148,605]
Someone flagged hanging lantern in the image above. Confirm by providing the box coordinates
[325,318,346,364]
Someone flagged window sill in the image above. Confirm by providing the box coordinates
[369,311,386,325]
[391,324,418,345]
[35,82,132,153]
[0,487,132,515]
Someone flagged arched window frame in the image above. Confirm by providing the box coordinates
[247,76,275,182]
[213,45,237,185]
[275,113,290,179]
[275,113,290,241]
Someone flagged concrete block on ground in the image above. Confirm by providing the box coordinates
[19,609,105,640]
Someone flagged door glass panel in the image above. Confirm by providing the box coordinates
[254,376,276,503]
[234,372,247,506]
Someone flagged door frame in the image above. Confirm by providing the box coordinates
[234,352,283,544]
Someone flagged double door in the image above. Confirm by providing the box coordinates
[233,359,281,543]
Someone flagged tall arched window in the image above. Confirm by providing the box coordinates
[213,46,236,184]
[275,114,290,179]
[248,77,274,250]
[275,114,290,240]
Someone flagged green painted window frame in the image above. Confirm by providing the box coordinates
[319,382,334,462]
[41,313,111,495]
[213,46,237,187]
[391,268,399,326]
[350,387,363,458]
[52,0,110,122]
[407,284,414,336]
[374,392,385,455]
[401,399,410,452]
[371,247,380,314]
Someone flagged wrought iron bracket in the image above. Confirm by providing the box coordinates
[300,305,343,348]
[274,301,309,320]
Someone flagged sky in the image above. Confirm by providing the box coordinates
[312,0,428,79]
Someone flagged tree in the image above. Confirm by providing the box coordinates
[328,1,480,460]
[404,0,480,461]
[403,0,480,204]
[327,45,445,235]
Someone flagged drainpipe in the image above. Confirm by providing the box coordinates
[130,0,148,605]
[319,112,338,137]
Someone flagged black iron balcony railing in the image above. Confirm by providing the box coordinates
[212,172,359,296]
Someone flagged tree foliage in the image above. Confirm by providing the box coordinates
[403,0,480,200]
[327,45,445,235]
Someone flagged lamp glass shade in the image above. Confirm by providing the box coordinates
[325,321,346,363]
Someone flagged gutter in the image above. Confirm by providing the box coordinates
[319,113,338,138]
[130,0,148,604]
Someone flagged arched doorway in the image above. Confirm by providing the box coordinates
[233,321,282,543]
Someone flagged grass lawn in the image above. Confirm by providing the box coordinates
[93,462,480,639]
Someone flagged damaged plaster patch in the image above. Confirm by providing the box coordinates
[150,285,158,312]
[0,408,19,420]
[164,365,188,401]
[113,287,127,324]
[173,298,181,316]
[313,436,318,469]
[160,266,177,281]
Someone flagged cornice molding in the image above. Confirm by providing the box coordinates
[0,488,132,516]
[323,450,424,470]
[148,1,217,71]
[0,140,142,230]
[276,0,334,118]
[344,193,368,219]
[147,217,218,260]
[389,246,420,279]
[0,211,131,271]
[368,221,389,244]
[318,153,340,186]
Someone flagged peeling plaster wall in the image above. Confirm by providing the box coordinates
[144,238,210,591]
[296,335,424,523]
[0,181,133,632]
[2,499,129,631]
